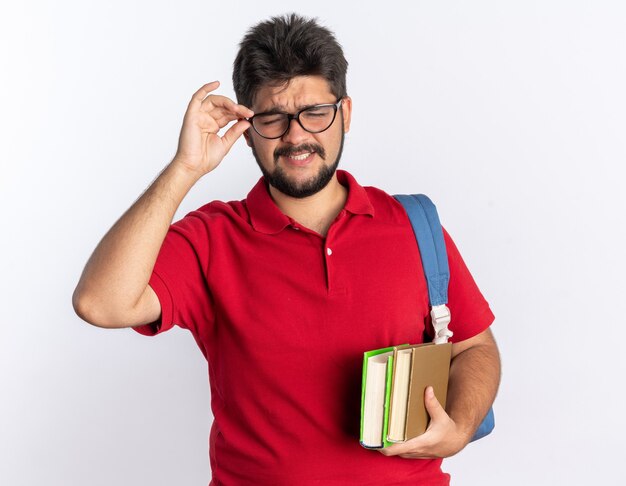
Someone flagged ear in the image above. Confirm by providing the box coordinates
[243,127,253,147]
[340,96,352,133]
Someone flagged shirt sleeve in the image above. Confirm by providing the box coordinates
[133,212,214,337]
[441,227,495,342]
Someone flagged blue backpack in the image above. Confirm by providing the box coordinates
[394,194,495,442]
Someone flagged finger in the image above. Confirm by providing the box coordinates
[189,81,220,109]
[424,386,447,423]
[185,109,241,135]
[226,102,253,118]
[211,106,253,128]
[200,93,234,111]
[379,441,413,456]
[238,104,254,118]
[220,119,251,150]
[380,434,436,459]
[381,447,432,459]
[379,446,399,457]
[185,111,221,133]
[203,95,254,118]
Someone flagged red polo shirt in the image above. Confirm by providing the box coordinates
[134,170,494,485]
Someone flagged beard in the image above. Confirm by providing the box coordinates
[250,129,345,199]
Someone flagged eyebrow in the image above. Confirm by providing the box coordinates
[257,102,327,115]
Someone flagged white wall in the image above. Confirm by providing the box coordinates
[2,1,625,484]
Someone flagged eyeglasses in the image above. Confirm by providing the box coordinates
[248,100,342,139]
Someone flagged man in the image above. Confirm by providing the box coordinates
[73,13,500,485]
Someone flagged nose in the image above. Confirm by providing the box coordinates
[281,117,310,145]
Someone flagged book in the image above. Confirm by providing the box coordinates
[359,342,452,448]
[404,343,452,440]
[359,347,394,448]
[387,347,413,442]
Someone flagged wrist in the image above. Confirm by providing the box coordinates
[169,157,206,183]
[448,413,476,445]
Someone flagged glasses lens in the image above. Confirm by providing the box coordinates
[253,113,289,138]
[299,105,336,133]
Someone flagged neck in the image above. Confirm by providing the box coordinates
[269,174,348,237]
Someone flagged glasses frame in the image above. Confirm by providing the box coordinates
[248,99,343,140]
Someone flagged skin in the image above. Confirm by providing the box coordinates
[72,75,500,459]
[244,76,353,235]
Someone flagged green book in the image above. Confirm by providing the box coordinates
[359,346,395,449]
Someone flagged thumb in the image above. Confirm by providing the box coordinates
[424,386,447,422]
[221,119,251,151]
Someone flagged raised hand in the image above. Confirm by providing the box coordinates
[174,81,254,177]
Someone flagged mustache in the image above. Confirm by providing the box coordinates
[274,143,326,161]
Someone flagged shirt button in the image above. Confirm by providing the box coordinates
[327,248,333,256]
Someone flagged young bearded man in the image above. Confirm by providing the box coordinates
[73,13,500,485]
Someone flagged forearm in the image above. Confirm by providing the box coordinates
[446,330,501,441]
[73,159,200,327]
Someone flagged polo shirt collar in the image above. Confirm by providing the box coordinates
[247,170,375,235]
[337,170,375,217]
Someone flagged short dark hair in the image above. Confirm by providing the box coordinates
[232,13,348,108]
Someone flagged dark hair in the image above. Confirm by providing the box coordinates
[232,13,348,108]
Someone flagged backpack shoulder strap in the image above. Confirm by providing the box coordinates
[393,194,453,344]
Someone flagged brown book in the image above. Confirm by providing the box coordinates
[404,342,452,440]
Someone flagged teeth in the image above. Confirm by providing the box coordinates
[289,152,312,161]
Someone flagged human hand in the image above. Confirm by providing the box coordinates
[379,386,469,459]
[173,81,253,177]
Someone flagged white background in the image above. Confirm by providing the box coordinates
[1,1,625,484]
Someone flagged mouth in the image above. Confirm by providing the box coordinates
[278,149,317,166]
[275,144,325,166]
[282,152,315,167]
[286,151,314,161]
[274,143,326,167]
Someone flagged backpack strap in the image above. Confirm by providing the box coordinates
[393,194,453,344]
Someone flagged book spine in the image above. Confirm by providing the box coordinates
[382,355,394,448]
